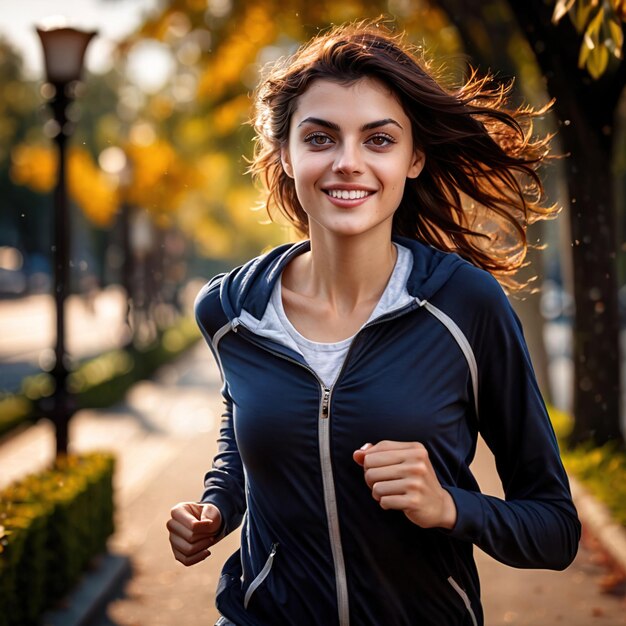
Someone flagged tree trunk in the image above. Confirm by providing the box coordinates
[563,121,621,444]
[506,0,624,446]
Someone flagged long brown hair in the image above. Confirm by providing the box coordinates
[249,20,556,288]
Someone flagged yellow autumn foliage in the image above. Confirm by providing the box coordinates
[148,95,176,121]
[10,138,204,229]
[553,0,625,78]
[10,144,56,193]
[176,116,211,150]
[197,152,232,195]
[226,187,264,229]
[124,139,201,217]
[68,148,119,227]
[212,94,253,136]
[10,143,119,227]
[193,216,235,258]
[198,5,277,99]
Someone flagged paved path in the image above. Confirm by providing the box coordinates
[3,343,625,625]
[0,289,128,393]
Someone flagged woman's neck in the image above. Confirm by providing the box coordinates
[285,229,398,316]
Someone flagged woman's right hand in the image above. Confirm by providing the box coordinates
[167,502,223,566]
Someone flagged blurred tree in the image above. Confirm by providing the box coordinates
[125,0,465,262]
[6,55,205,289]
[0,41,38,165]
[514,0,625,447]
[0,38,49,259]
[438,0,626,447]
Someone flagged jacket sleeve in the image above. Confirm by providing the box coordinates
[199,383,246,538]
[194,276,246,538]
[442,268,581,570]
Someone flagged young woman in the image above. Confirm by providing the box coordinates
[167,21,580,626]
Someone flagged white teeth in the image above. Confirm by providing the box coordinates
[327,189,370,200]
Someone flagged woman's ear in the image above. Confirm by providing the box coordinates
[407,150,425,179]
[281,145,294,178]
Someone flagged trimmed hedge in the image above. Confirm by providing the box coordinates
[0,452,115,626]
[0,316,201,438]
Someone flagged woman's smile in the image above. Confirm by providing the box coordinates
[323,184,377,207]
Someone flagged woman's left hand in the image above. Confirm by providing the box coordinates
[353,441,457,530]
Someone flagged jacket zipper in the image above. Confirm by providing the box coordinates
[244,543,278,609]
[231,304,418,626]
[321,387,330,417]
[233,321,350,625]
[317,382,349,626]
[447,576,478,626]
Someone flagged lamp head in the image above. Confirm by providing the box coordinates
[36,25,97,85]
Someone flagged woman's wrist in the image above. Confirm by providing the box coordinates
[439,488,458,530]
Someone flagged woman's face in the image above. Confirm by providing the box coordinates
[281,77,424,241]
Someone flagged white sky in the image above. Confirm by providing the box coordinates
[0,0,164,79]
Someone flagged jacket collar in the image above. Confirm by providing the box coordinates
[219,237,466,321]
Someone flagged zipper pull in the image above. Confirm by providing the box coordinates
[321,387,330,418]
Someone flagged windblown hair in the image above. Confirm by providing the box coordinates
[249,20,557,289]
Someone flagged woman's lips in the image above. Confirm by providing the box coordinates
[322,187,376,208]
[326,188,372,200]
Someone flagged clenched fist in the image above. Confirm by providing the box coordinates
[353,441,457,530]
[167,502,223,566]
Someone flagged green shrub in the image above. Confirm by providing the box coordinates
[562,442,626,526]
[548,406,626,527]
[0,453,115,626]
[0,396,34,438]
[0,502,47,626]
[549,406,574,440]
[70,350,135,409]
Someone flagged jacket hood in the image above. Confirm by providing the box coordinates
[219,237,468,321]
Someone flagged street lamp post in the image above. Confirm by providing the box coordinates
[36,25,96,456]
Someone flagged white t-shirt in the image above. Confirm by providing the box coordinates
[266,244,414,387]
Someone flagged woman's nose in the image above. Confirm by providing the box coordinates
[332,141,364,175]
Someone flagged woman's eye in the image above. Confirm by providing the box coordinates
[368,134,395,147]
[304,133,333,146]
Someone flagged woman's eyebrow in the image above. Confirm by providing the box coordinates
[297,117,403,131]
[297,117,340,130]
[361,118,403,131]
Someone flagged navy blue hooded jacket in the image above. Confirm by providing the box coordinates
[195,237,580,626]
